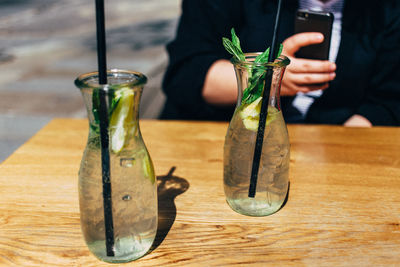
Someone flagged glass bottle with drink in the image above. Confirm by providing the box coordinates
[224,54,290,216]
[75,69,157,262]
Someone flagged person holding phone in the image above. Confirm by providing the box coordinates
[160,0,400,126]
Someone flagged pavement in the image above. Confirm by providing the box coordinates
[0,0,181,162]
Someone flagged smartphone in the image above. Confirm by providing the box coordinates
[294,10,334,60]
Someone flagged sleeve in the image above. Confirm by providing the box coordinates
[161,0,242,120]
[356,3,400,126]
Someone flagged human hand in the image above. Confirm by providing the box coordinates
[344,115,372,127]
[281,32,336,96]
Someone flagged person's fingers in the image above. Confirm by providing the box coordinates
[290,58,336,73]
[289,72,336,85]
[282,32,324,56]
[281,82,329,96]
[283,68,335,87]
[303,82,330,92]
[280,84,298,96]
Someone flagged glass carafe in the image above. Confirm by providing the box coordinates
[224,54,290,216]
[75,69,157,262]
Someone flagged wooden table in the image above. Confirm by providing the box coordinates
[1,119,400,266]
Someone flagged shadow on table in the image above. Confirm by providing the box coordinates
[150,166,189,251]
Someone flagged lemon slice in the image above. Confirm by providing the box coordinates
[239,97,279,131]
[109,87,135,153]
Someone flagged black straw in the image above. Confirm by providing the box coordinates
[248,0,283,198]
[95,0,115,256]
[96,0,107,84]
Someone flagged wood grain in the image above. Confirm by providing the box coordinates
[1,119,400,266]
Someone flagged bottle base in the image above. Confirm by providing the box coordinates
[87,236,154,263]
[226,194,284,217]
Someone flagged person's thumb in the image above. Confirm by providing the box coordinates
[282,32,324,56]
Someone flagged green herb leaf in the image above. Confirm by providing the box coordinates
[242,71,266,105]
[92,89,100,124]
[222,27,282,107]
[109,90,120,116]
[255,47,270,63]
[276,43,283,58]
[91,89,101,134]
[231,28,243,54]
[222,37,245,61]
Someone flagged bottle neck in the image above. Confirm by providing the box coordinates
[234,64,286,111]
[81,87,142,134]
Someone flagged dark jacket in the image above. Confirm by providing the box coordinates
[160,0,400,125]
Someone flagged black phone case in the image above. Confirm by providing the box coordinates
[294,10,334,60]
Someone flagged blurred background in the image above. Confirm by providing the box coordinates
[0,0,181,161]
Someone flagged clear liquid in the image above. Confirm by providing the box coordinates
[79,134,157,262]
[224,108,290,216]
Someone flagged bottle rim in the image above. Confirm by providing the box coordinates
[74,69,147,91]
[231,53,290,68]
